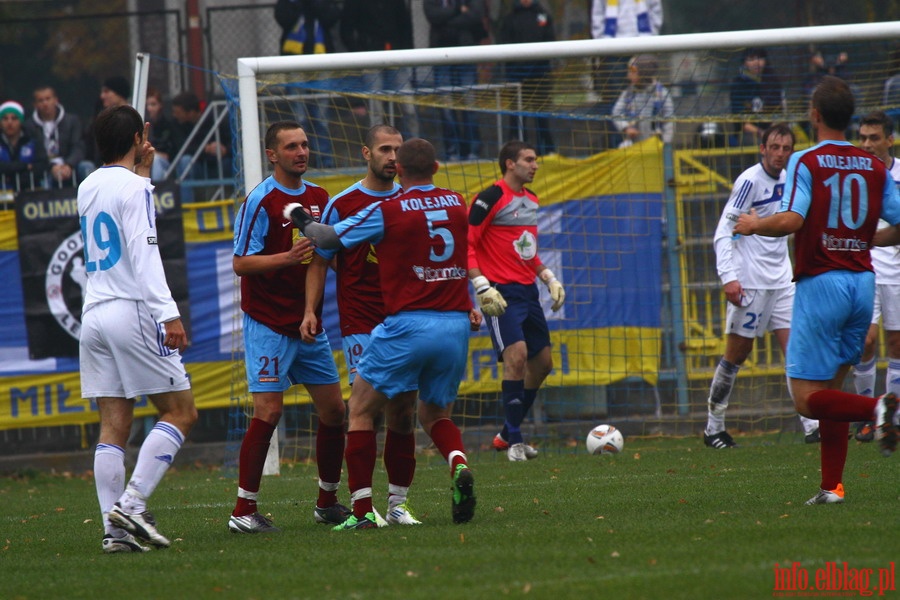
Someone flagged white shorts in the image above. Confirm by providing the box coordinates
[871,284,900,330]
[80,299,191,399]
[725,286,794,339]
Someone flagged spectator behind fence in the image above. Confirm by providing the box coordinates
[729,47,784,147]
[424,0,487,161]
[145,87,179,182]
[340,0,420,138]
[82,76,132,176]
[610,54,673,148]
[276,0,339,169]
[171,91,232,202]
[590,0,663,113]
[25,85,86,187]
[0,100,48,191]
[498,0,556,156]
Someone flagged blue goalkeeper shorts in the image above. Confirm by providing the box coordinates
[484,282,551,361]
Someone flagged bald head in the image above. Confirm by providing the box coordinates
[397,138,438,180]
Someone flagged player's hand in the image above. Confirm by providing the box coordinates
[733,209,759,236]
[162,317,189,353]
[299,312,318,343]
[471,276,507,317]
[723,280,745,307]
[287,236,313,264]
[135,122,155,177]
[469,308,483,331]
[540,268,565,312]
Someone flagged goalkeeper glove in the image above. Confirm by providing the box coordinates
[471,275,507,317]
[283,202,314,233]
[540,269,565,312]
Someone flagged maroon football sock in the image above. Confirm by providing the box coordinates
[233,418,275,516]
[345,430,377,518]
[315,422,345,508]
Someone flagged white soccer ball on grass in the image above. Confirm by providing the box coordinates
[586,424,624,455]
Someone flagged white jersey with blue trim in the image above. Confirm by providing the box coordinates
[870,157,900,284]
[78,165,180,323]
[714,161,793,289]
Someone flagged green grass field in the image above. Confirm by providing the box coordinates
[2,434,897,600]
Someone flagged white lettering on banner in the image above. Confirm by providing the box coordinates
[46,230,85,340]
[21,198,78,219]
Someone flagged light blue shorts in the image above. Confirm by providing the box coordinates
[786,270,874,381]
[242,314,340,392]
[357,311,470,407]
[342,332,371,386]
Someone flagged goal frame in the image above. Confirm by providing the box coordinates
[237,21,900,192]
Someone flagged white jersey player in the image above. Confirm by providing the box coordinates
[78,105,196,553]
[852,111,900,442]
[703,123,819,448]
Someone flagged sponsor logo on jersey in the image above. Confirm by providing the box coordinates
[147,236,157,245]
[514,231,538,261]
[412,265,467,282]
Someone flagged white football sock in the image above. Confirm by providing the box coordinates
[886,359,900,397]
[94,443,126,535]
[798,415,819,436]
[853,356,877,396]
[120,421,184,513]
[705,359,739,435]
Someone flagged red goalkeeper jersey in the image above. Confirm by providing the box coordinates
[467,178,542,284]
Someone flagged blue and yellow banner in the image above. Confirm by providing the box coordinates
[0,142,664,430]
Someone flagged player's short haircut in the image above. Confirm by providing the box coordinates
[264,120,304,150]
[94,105,143,165]
[364,124,401,149]
[498,140,536,173]
[397,138,436,178]
[761,122,794,146]
[859,110,894,138]
[171,91,201,113]
[811,75,855,132]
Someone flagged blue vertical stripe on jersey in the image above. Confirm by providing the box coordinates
[733,179,753,209]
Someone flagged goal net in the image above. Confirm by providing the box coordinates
[218,21,900,460]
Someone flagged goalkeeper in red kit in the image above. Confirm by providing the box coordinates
[467,140,565,462]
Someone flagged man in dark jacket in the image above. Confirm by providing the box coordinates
[275,0,341,168]
[0,100,48,191]
[499,0,556,155]
[424,0,487,160]
[340,0,419,138]
[25,85,86,187]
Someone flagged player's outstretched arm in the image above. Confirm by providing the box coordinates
[284,203,341,249]
[734,208,803,237]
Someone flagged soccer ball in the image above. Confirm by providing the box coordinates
[586,424,624,455]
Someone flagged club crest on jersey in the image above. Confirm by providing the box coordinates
[45,230,85,340]
[513,231,537,261]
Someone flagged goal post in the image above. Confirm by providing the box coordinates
[221,20,900,457]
